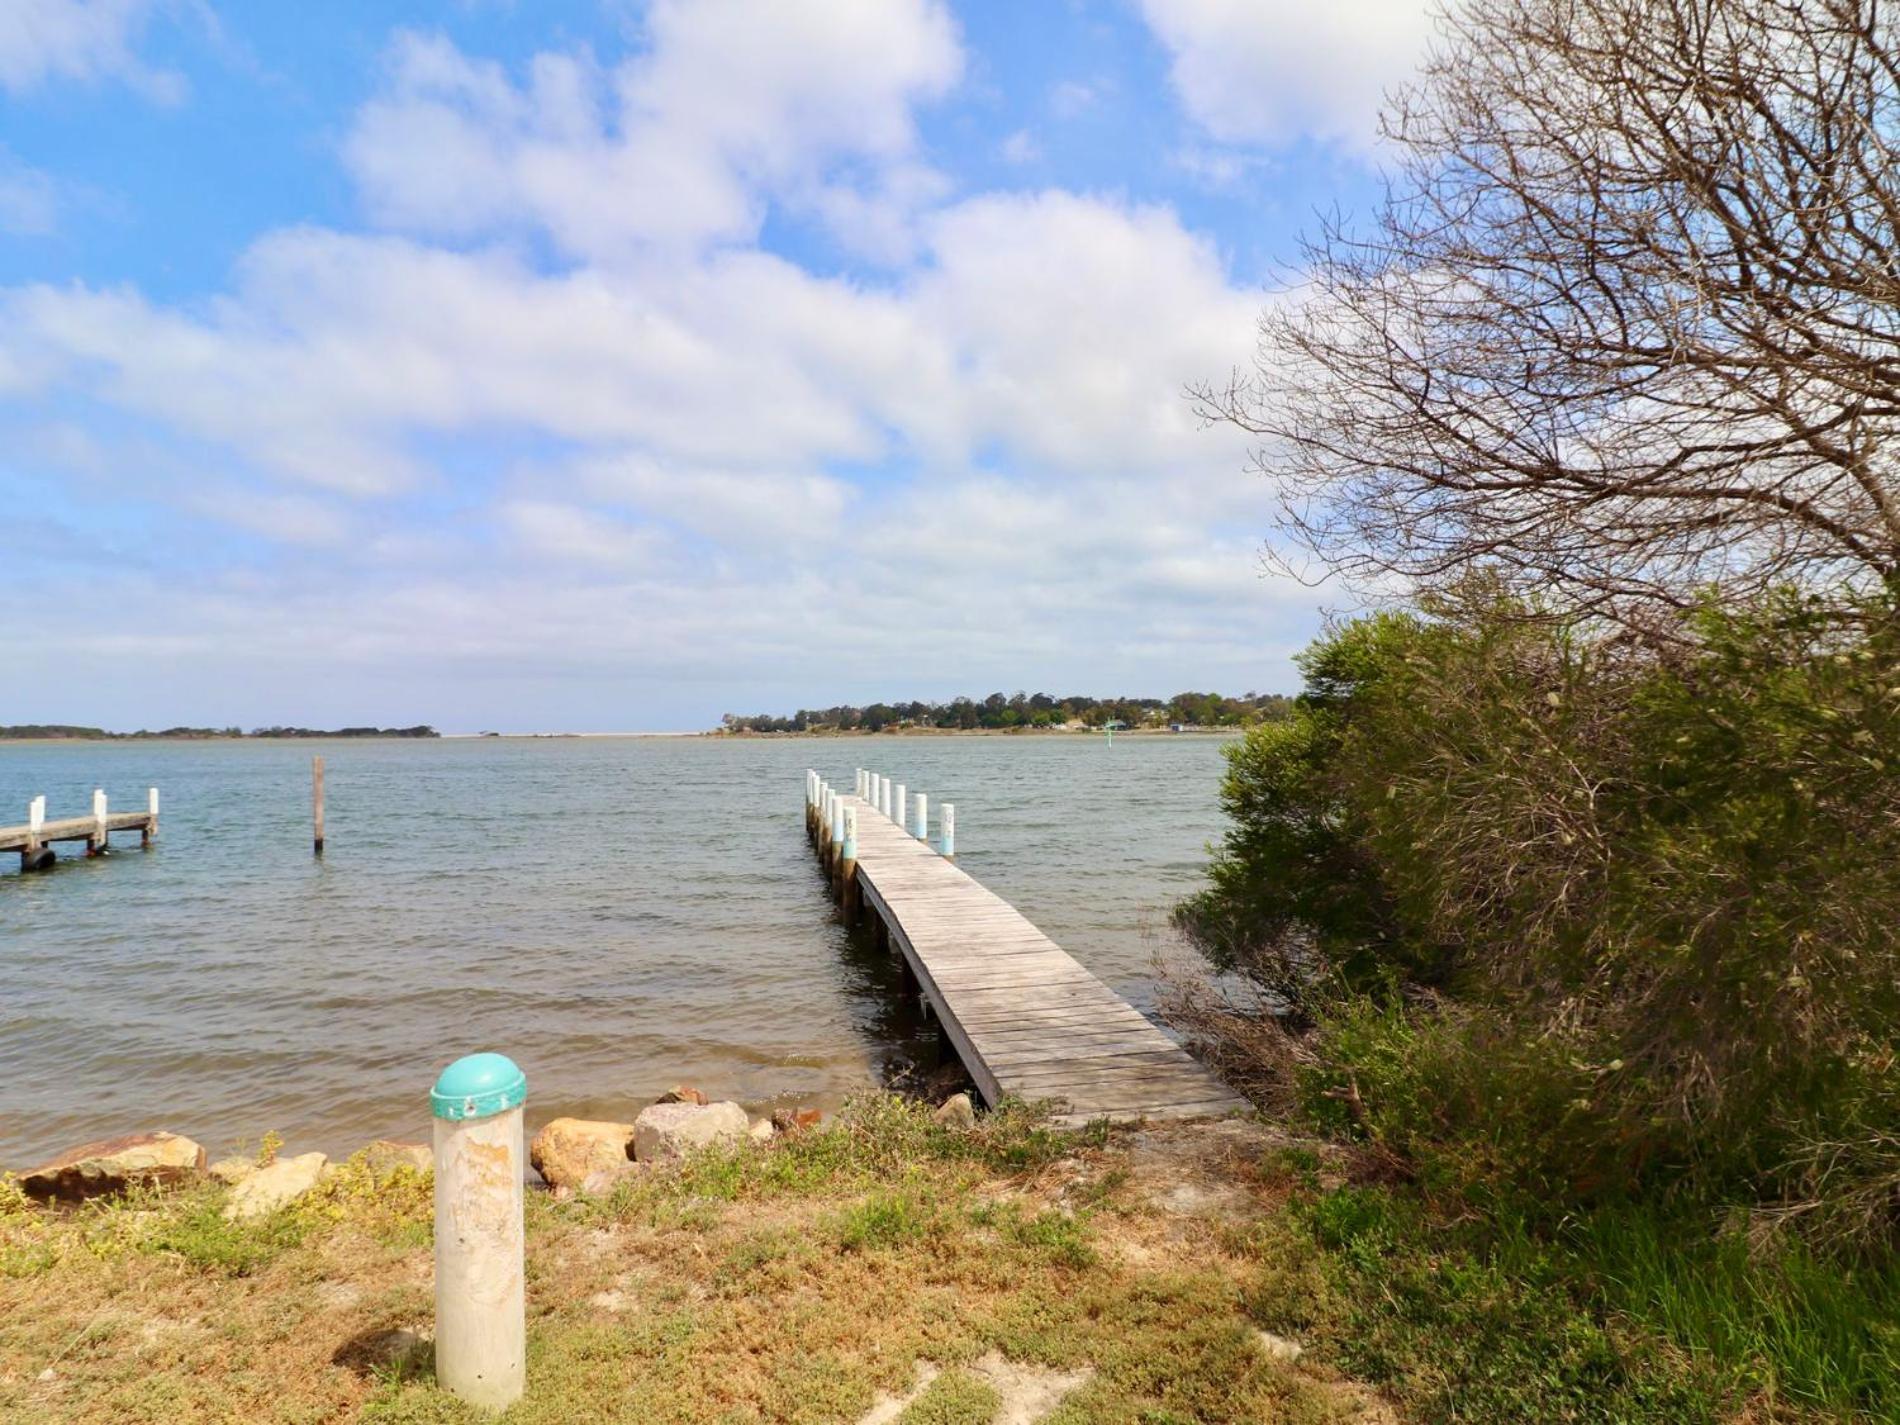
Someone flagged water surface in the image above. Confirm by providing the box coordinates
[0,734,1231,1165]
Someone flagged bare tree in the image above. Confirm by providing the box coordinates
[1207,0,1900,625]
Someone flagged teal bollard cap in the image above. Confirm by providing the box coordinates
[431,1052,527,1121]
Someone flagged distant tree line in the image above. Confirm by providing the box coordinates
[719,691,1290,734]
[0,724,439,739]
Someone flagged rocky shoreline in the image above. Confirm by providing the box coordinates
[8,1086,981,1214]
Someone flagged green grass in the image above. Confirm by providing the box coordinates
[894,1370,1000,1424]
[1241,1167,1900,1423]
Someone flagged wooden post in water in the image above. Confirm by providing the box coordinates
[27,795,44,853]
[940,803,955,860]
[312,756,326,856]
[144,787,159,847]
[839,805,860,920]
[88,789,107,856]
[829,791,845,882]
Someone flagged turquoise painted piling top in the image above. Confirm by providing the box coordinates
[431,1052,526,1121]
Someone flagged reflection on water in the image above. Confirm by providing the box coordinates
[0,733,1234,1163]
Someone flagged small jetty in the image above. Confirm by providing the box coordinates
[805,769,1246,1126]
[3,789,158,871]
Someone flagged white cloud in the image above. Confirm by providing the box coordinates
[0,150,58,233]
[1136,0,1436,152]
[0,0,187,100]
[1000,129,1039,165]
[0,9,1321,723]
[345,0,963,261]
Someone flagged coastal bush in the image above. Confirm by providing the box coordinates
[1180,589,1900,1248]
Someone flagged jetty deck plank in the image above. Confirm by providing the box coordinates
[0,811,154,853]
[830,791,1246,1128]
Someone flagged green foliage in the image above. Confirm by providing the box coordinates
[835,1189,937,1251]
[1184,591,1900,1245]
[140,1193,309,1276]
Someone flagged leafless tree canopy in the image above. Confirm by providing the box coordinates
[1208,0,1900,623]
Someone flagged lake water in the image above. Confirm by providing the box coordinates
[0,735,1233,1166]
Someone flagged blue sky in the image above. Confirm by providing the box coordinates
[0,0,1434,732]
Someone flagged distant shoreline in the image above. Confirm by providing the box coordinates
[712,726,1242,738]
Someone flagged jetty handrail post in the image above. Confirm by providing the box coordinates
[840,805,860,919]
[27,795,44,852]
[89,788,107,857]
[144,786,159,846]
[881,776,893,819]
[940,803,955,860]
[312,755,325,857]
[431,1053,527,1413]
[829,790,845,885]
[895,784,907,829]
[914,792,927,841]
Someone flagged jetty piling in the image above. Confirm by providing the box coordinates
[312,755,326,857]
[4,789,160,872]
[913,792,928,841]
[804,771,1244,1125]
[840,805,860,919]
[940,803,955,859]
[895,783,907,829]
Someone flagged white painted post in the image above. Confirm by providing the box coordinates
[914,792,928,841]
[91,788,108,855]
[881,776,893,819]
[940,803,955,859]
[896,784,907,828]
[431,1054,527,1413]
[145,786,159,846]
[27,795,44,851]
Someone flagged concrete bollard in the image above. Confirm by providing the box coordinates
[89,788,107,856]
[432,1052,527,1413]
[914,792,928,841]
[895,784,907,829]
[940,803,955,859]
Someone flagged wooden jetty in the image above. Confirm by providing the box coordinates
[2,789,158,870]
[805,769,1246,1127]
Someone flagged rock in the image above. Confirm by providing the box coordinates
[748,1118,775,1143]
[934,1093,977,1130]
[654,1085,708,1106]
[224,1151,327,1219]
[21,1131,207,1202]
[632,1101,750,1161]
[530,1118,636,1191]
[1255,1330,1304,1364]
[360,1140,432,1177]
[208,1156,258,1187]
[769,1107,823,1135]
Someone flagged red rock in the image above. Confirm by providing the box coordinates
[655,1085,708,1106]
[21,1131,207,1202]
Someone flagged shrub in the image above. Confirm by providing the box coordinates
[1181,589,1900,1248]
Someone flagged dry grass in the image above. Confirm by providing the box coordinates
[0,1097,1383,1425]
